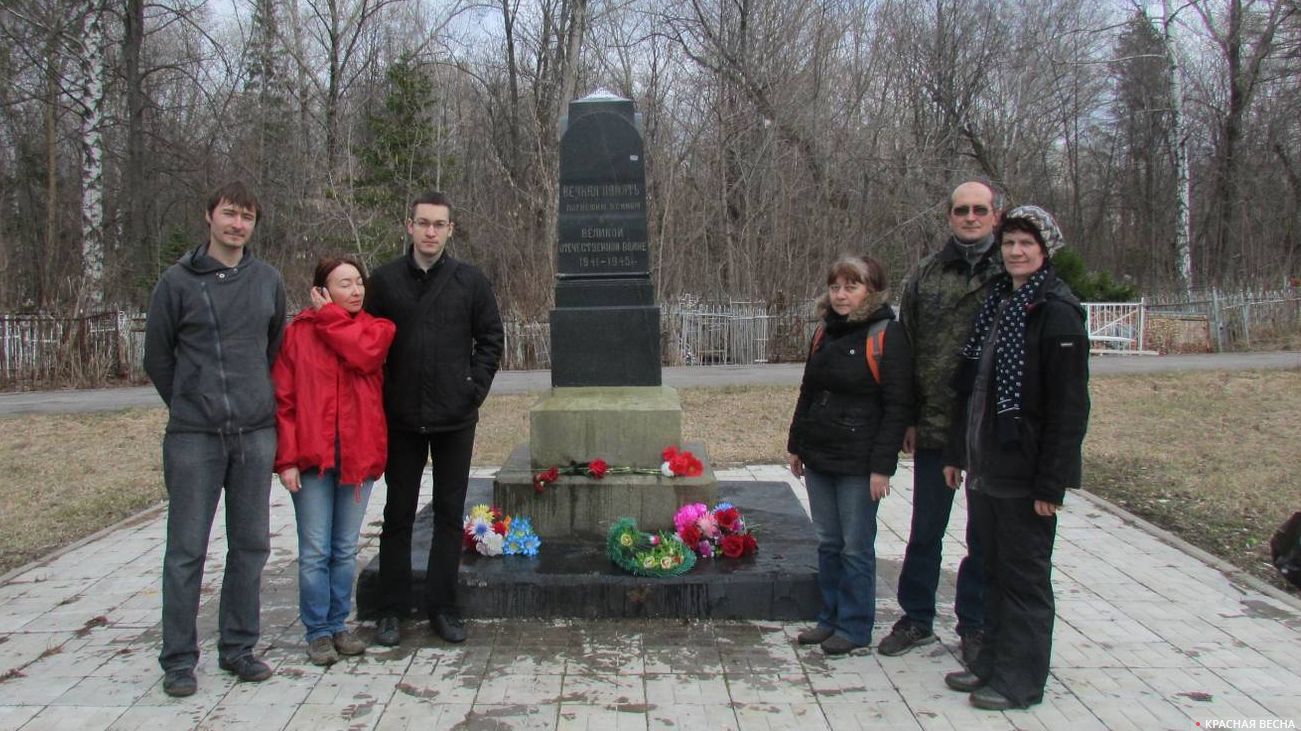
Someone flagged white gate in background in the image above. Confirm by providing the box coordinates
[1084,302,1145,353]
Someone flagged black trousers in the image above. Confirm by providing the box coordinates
[968,489,1058,707]
[377,425,476,618]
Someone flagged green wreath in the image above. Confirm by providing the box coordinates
[607,518,697,577]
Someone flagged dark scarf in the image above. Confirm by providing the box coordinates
[959,266,1050,447]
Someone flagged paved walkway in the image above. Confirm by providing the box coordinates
[1,465,1298,730]
[2,351,1297,415]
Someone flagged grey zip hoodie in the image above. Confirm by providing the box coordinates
[144,244,287,434]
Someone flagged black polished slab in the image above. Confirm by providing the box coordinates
[356,479,822,620]
[550,92,661,387]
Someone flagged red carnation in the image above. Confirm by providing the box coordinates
[662,446,679,461]
[534,466,560,493]
[492,521,508,535]
[684,453,703,477]
[742,533,758,556]
[588,458,609,479]
[462,531,476,552]
[721,534,746,558]
[667,450,704,477]
[668,453,690,476]
[715,507,740,532]
[680,524,702,547]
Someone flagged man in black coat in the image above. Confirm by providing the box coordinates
[365,190,504,645]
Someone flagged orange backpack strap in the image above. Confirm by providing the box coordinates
[810,325,826,357]
[864,319,888,384]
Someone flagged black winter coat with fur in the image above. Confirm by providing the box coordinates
[786,296,914,476]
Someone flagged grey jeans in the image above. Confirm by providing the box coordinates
[158,429,274,672]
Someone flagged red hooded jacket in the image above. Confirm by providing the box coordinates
[273,303,396,487]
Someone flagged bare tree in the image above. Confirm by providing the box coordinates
[1193,0,1295,284]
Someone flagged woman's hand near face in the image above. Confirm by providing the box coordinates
[279,467,301,493]
[870,473,890,501]
[309,286,330,310]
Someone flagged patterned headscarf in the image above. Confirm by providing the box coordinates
[1002,205,1065,257]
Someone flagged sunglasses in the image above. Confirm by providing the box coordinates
[951,205,992,217]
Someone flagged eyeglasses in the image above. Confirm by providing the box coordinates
[412,219,452,231]
[951,205,992,217]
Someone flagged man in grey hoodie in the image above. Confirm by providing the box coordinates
[144,181,287,697]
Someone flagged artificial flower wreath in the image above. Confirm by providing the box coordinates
[606,517,697,577]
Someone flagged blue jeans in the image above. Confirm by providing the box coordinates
[895,448,985,635]
[159,429,275,672]
[291,469,374,641]
[805,467,881,646]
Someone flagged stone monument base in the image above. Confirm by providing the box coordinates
[493,441,717,539]
[354,478,822,620]
[529,385,682,469]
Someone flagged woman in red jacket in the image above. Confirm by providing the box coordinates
[273,256,395,666]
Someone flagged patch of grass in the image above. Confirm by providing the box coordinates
[2,371,1297,595]
[0,408,167,575]
[1084,370,1301,592]
[472,393,534,466]
[681,385,799,464]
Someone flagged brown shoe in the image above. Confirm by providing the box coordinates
[333,630,367,656]
[796,626,834,645]
[307,636,338,666]
[820,634,869,655]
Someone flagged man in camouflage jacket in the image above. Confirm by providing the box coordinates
[877,181,1004,664]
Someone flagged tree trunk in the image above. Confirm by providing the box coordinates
[75,0,107,312]
[124,0,148,284]
[41,41,59,311]
[1163,0,1193,295]
[501,0,522,184]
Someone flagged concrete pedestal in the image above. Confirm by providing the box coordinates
[529,385,682,469]
[493,441,718,539]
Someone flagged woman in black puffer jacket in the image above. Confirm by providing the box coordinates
[787,254,914,655]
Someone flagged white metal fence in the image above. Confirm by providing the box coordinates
[1,311,143,389]
[1146,289,1301,351]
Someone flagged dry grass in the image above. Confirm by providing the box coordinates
[3,371,1298,593]
[0,409,167,575]
[1084,370,1301,591]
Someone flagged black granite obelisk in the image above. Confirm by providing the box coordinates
[550,91,661,387]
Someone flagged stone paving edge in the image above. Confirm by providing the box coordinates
[1074,488,1301,610]
[0,501,167,586]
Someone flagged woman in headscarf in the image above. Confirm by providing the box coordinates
[940,206,1090,709]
